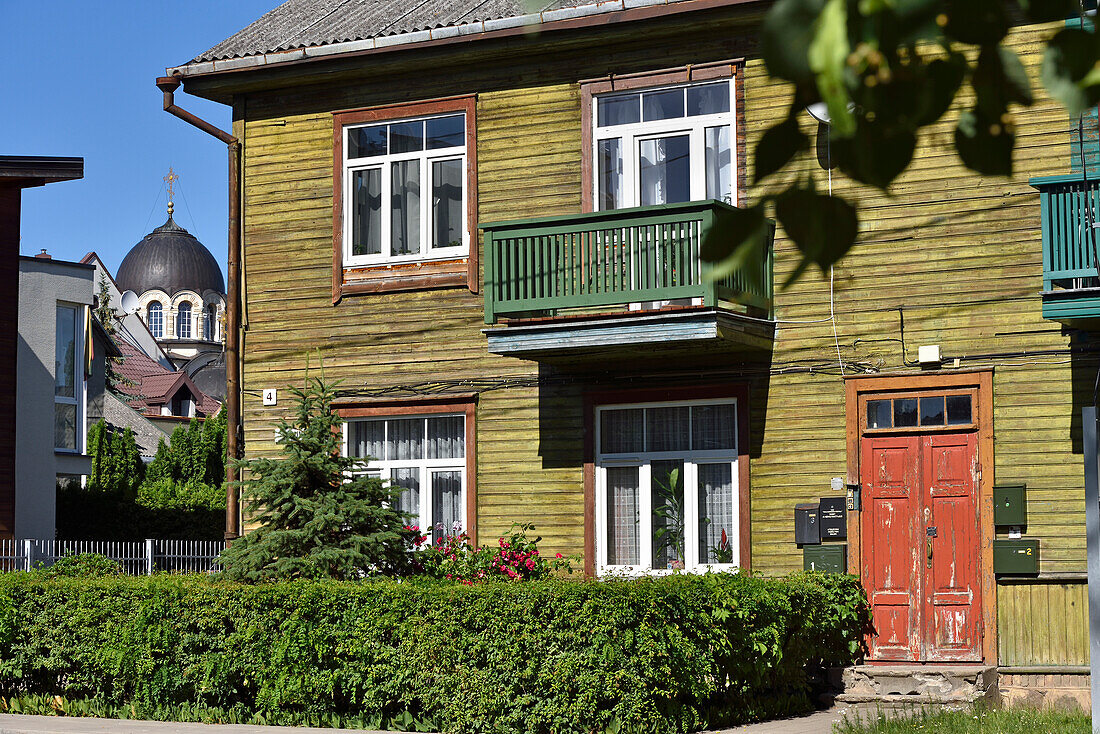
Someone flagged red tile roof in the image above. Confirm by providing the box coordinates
[114,339,222,418]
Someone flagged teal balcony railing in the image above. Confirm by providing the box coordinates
[480,201,774,325]
[1032,174,1100,291]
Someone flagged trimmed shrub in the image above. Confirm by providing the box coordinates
[32,554,122,579]
[0,571,870,732]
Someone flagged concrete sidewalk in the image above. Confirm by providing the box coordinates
[0,715,385,734]
[0,708,852,734]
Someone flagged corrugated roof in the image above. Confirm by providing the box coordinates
[192,0,605,62]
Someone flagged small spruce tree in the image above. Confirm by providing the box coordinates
[219,377,414,583]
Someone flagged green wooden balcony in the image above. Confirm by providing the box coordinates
[480,201,774,326]
[1033,174,1100,325]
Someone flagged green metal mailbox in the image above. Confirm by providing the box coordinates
[803,544,847,574]
[993,484,1027,526]
[993,539,1039,575]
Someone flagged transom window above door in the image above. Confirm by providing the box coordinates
[864,393,975,431]
[593,80,735,211]
[343,113,467,266]
[595,399,739,575]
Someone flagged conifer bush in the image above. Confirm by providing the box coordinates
[218,377,416,582]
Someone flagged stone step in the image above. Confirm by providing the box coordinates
[839,665,999,705]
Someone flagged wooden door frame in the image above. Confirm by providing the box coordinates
[844,369,996,665]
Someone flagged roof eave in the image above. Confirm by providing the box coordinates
[167,0,766,80]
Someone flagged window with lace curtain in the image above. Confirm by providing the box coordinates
[344,413,466,545]
[595,399,739,575]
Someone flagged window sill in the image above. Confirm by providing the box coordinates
[334,258,474,301]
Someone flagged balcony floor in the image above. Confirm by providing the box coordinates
[1042,287,1100,327]
[482,307,774,360]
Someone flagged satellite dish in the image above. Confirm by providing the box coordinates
[806,102,831,125]
[119,290,140,315]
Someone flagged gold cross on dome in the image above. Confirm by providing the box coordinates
[164,168,178,215]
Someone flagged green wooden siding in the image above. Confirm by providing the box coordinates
[231,14,1090,595]
[998,581,1089,666]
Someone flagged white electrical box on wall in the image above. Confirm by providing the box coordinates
[918,345,941,365]
[262,388,277,406]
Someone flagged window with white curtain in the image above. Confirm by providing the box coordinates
[593,80,734,210]
[343,113,467,266]
[596,399,738,575]
[344,414,466,544]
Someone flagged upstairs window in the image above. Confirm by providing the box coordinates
[147,302,163,338]
[593,79,735,210]
[333,97,478,298]
[176,302,192,339]
[203,304,217,341]
[343,114,467,265]
[54,304,83,452]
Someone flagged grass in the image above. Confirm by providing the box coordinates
[833,707,1090,733]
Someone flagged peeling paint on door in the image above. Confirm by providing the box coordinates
[861,431,981,662]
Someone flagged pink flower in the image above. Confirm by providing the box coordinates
[525,558,536,570]
[555,553,563,559]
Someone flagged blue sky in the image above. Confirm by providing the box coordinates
[1,1,283,275]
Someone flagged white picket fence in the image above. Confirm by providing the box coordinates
[0,538,226,575]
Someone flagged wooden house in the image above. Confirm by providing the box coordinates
[166,0,1099,705]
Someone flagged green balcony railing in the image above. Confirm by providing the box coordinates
[1032,174,1100,291]
[480,201,774,325]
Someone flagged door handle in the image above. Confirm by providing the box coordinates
[927,538,933,569]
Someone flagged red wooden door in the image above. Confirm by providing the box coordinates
[922,432,981,661]
[860,432,981,662]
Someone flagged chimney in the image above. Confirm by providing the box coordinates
[34,249,51,260]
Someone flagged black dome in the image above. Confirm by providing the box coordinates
[116,215,225,296]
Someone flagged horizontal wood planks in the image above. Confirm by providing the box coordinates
[237,16,1089,587]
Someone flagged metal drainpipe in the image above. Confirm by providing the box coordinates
[155,75,241,541]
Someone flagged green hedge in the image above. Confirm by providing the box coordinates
[0,572,869,733]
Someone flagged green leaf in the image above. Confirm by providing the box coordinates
[701,203,773,291]
[808,0,855,137]
[993,47,1032,107]
[832,121,917,190]
[761,0,828,85]
[754,116,810,182]
[774,183,859,286]
[916,54,966,125]
[955,109,1015,177]
[858,0,893,13]
[1016,0,1081,24]
[942,0,1009,46]
[1042,28,1100,119]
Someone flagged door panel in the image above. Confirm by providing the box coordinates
[860,436,921,661]
[923,433,981,661]
[859,430,981,663]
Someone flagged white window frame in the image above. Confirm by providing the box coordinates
[595,397,739,576]
[176,302,192,339]
[591,79,737,210]
[54,303,85,454]
[147,302,163,338]
[342,413,467,545]
[342,113,469,268]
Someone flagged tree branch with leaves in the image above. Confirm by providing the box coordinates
[704,0,1099,284]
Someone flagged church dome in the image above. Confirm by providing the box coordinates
[116,214,224,297]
